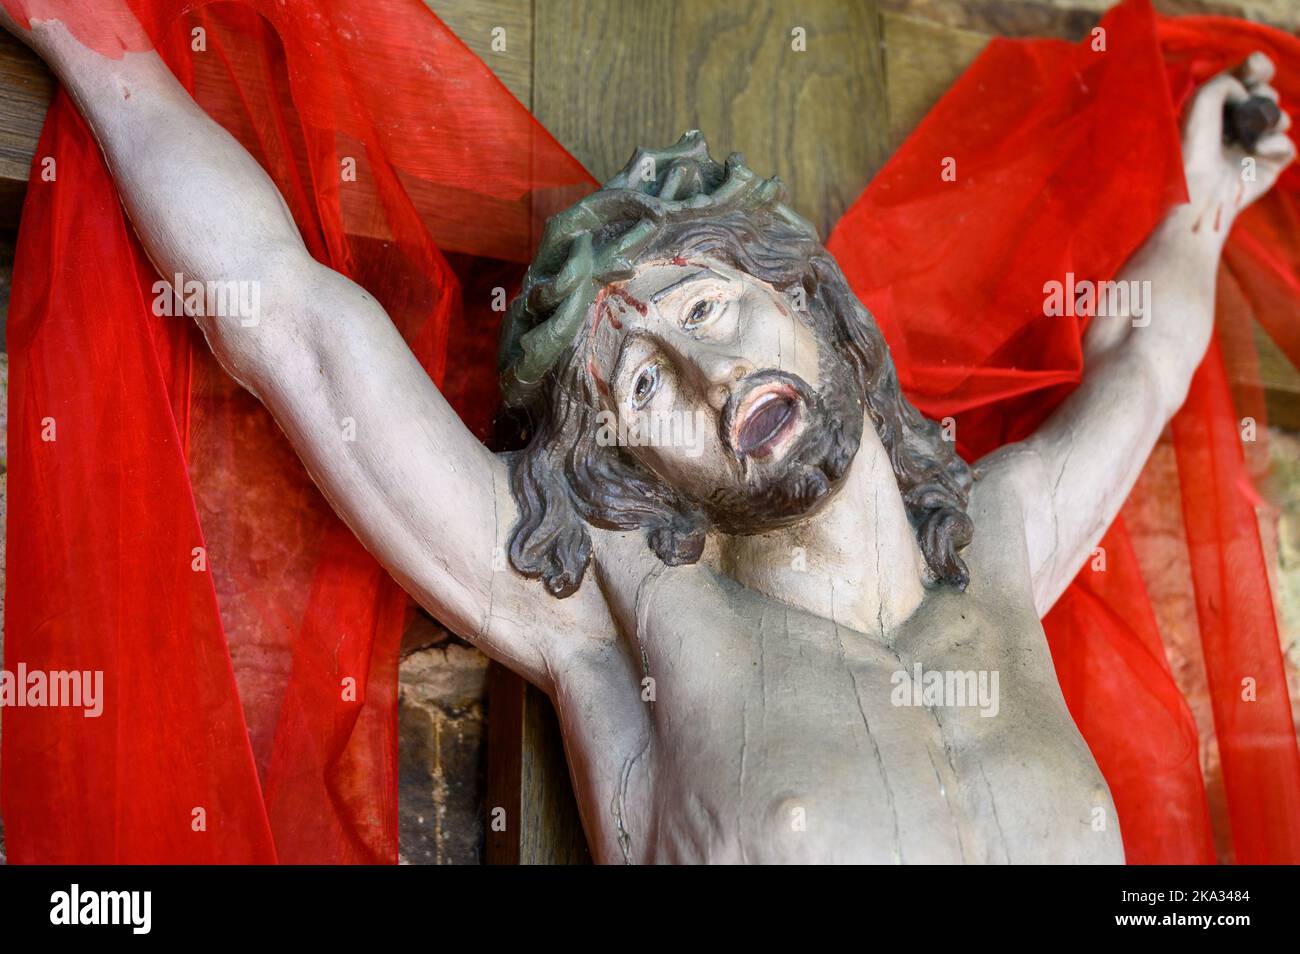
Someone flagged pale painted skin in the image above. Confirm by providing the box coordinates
[8,7,1295,863]
[591,260,824,491]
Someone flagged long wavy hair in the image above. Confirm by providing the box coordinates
[505,211,974,599]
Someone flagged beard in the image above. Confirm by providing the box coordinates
[698,340,865,535]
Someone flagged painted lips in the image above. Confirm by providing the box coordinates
[733,382,801,458]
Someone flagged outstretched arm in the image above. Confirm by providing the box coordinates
[977,53,1295,617]
[5,8,611,687]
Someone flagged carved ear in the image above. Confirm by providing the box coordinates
[505,446,594,599]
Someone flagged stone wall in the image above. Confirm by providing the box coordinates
[397,619,489,864]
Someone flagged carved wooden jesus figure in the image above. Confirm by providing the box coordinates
[7,9,1295,863]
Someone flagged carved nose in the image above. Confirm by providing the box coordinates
[698,352,753,410]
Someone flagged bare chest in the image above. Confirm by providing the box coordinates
[573,575,1120,864]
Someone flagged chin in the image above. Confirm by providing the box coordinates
[697,360,865,535]
[700,411,862,535]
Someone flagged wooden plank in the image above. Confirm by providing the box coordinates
[0,30,50,181]
[485,666,591,864]
[881,12,988,152]
[500,0,892,865]
[484,663,524,864]
[533,0,890,240]
[0,3,527,232]
[518,677,590,863]
[426,0,532,107]
[881,0,1093,40]
[0,29,52,226]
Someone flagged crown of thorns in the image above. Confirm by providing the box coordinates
[498,130,817,408]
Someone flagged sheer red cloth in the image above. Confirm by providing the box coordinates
[2,0,1297,863]
[829,0,1300,863]
[1,0,594,864]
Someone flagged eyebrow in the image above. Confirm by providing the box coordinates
[648,267,725,304]
[611,327,656,386]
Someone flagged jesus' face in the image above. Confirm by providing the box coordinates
[505,207,973,599]
[584,257,866,534]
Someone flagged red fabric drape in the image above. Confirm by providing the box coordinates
[829,0,1300,863]
[2,0,1297,863]
[2,0,593,864]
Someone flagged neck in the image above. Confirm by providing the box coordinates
[707,418,928,640]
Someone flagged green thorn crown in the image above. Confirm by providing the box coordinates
[498,130,817,408]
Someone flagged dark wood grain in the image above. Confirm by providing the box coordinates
[0,29,52,226]
[881,11,987,151]
[484,663,524,864]
[485,666,591,864]
[533,0,890,240]
[426,0,533,107]
[519,679,591,864]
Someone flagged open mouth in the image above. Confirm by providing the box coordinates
[734,385,800,458]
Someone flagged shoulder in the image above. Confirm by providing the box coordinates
[960,443,1048,605]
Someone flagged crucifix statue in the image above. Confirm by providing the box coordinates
[6,8,1294,863]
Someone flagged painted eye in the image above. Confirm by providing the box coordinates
[683,298,718,330]
[631,364,661,409]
